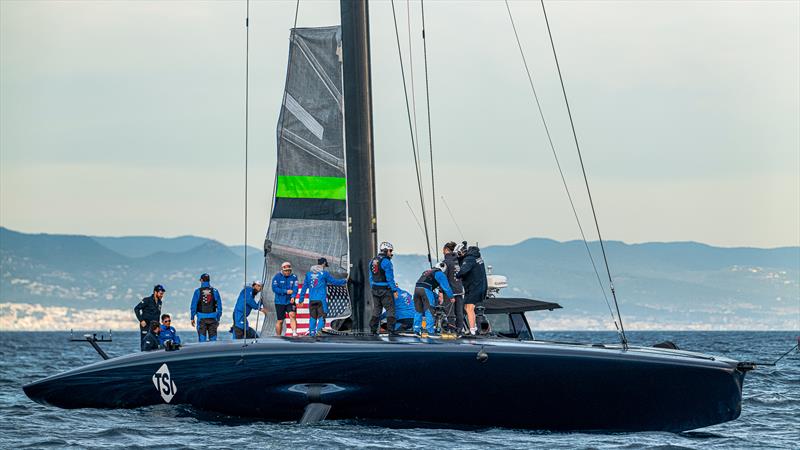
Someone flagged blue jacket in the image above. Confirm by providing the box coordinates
[158,325,181,346]
[395,289,415,320]
[271,272,298,305]
[233,286,262,329]
[298,265,347,313]
[190,281,223,321]
[369,255,397,292]
[424,270,454,305]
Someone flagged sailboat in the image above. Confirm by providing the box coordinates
[23,1,754,432]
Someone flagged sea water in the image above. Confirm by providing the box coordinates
[0,331,797,449]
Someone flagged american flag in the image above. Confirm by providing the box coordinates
[281,283,351,336]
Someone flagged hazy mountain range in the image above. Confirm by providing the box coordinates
[0,226,797,331]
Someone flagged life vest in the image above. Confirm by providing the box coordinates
[370,255,387,283]
[415,268,441,291]
[197,286,218,314]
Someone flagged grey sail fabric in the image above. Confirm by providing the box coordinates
[261,26,350,336]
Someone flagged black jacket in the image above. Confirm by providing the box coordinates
[455,246,487,302]
[443,252,464,295]
[142,331,161,351]
[134,295,162,324]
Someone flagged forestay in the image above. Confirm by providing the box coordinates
[262,26,350,336]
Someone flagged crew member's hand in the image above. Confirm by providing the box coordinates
[260,307,268,314]
[191,319,195,327]
[450,298,456,303]
[287,290,293,295]
[393,292,399,299]
[140,320,146,327]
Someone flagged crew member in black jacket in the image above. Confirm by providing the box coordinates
[134,285,165,350]
[442,242,466,333]
[142,321,162,352]
[455,244,487,336]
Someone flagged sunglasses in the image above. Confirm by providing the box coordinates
[163,320,171,323]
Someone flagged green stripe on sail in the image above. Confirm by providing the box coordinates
[276,175,347,200]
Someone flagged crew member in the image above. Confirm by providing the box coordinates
[190,273,223,342]
[413,262,454,336]
[394,287,415,332]
[158,314,181,346]
[369,241,398,335]
[142,322,161,352]
[298,258,347,337]
[456,243,488,336]
[134,285,165,350]
[442,241,466,334]
[271,261,299,336]
[233,280,268,339]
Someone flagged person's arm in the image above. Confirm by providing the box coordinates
[246,291,260,310]
[134,300,144,322]
[456,258,474,279]
[172,328,181,345]
[434,271,454,300]
[297,274,309,303]
[382,258,397,292]
[271,274,284,295]
[190,290,199,324]
[325,271,347,286]
[214,289,223,321]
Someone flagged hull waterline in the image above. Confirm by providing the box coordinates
[23,336,747,432]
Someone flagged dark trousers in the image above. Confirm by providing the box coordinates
[197,318,219,342]
[233,326,257,339]
[453,295,465,332]
[369,287,395,333]
[396,318,414,331]
[309,301,325,319]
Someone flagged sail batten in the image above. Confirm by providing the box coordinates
[262,26,350,336]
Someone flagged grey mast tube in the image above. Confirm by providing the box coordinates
[340,0,377,332]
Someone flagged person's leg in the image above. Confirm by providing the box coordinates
[274,304,286,336]
[413,288,426,333]
[288,310,297,336]
[424,307,435,334]
[455,295,466,333]
[208,320,219,341]
[368,289,384,334]
[384,295,396,332]
[316,313,326,334]
[308,302,320,336]
[140,324,149,350]
[465,303,477,334]
[198,319,208,342]
[233,326,243,339]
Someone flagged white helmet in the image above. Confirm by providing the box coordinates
[454,241,467,256]
[436,261,447,271]
[379,241,394,252]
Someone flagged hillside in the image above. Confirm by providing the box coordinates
[1,227,797,330]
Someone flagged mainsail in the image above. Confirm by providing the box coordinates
[261,26,350,336]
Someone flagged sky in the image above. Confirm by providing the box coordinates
[1,0,798,253]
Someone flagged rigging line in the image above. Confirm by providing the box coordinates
[441,196,465,242]
[406,0,421,153]
[293,0,300,28]
[242,0,251,348]
[420,0,439,261]
[539,0,628,348]
[503,0,618,334]
[391,0,434,267]
[405,200,428,245]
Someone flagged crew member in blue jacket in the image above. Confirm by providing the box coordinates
[298,257,347,337]
[271,261,299,336]
[394,288,415,331]
[413,262,454,336]
[158,314,181,346]
[233,280,267,339]
[190,273,223,342]
[369,241,398,335]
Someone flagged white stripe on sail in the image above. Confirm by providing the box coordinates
[285,93,324,140]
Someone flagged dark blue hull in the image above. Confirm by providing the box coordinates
[23,335,746,432]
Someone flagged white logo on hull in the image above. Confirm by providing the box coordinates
[152,363,177,403]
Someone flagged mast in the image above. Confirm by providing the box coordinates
[340,0,377,332]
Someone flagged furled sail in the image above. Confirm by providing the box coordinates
[261,26,350,336]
